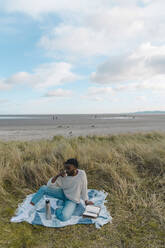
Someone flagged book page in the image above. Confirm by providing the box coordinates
[85,205,100,214]
[83,212,97,218]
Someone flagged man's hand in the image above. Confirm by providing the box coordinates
[51,169,66,183]
[85,200,94,205]
[58,169,67,177]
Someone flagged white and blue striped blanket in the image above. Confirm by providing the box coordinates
[11,189,112,229]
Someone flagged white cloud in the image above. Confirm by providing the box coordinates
[1,62,79,90]
[130,42,165,60]
[38,1,165,59]
[0,98,9,104]
[81,95,104,102]
[135,95,147,101]
[81,86,115,102]
[114,79,165,92]
[0,79,11,90]
[44,88,73,97]
[91,43,165,92]
[1,0,165,60]
[1,0,165,114]
[0,0,109,17]
[87,86,114,96]
[39,25,112,57]
[139,80,165,91]
[142,0,153,4]
[39,8,145,58]
[6,72,31,85]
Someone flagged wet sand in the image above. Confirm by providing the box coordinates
[0,114,165,141]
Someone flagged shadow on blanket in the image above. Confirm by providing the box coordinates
[10,189,112,229]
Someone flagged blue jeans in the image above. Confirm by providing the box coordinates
[31,185,78,221]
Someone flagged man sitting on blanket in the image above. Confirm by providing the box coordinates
[24,158,94,221]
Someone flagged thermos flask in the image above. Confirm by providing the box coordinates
[45,200,52,220]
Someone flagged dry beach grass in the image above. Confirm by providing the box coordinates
[0,131,165,248]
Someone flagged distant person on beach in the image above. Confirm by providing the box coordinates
[52,116,58,120]
[20,158,94,221]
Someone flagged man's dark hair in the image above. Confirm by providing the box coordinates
[64,158,78,168]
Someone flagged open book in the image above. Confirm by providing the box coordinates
[83,205,101,219]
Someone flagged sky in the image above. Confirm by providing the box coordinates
[0,0,165,114]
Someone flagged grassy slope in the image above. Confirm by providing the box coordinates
[0,131,165,248]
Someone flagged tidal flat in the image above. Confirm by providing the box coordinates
[0,114,165,141]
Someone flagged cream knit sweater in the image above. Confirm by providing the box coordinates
[47,169,88,203]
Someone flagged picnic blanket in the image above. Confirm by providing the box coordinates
[10,189,112,229]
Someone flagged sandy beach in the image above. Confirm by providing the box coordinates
[0,114,165,141]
